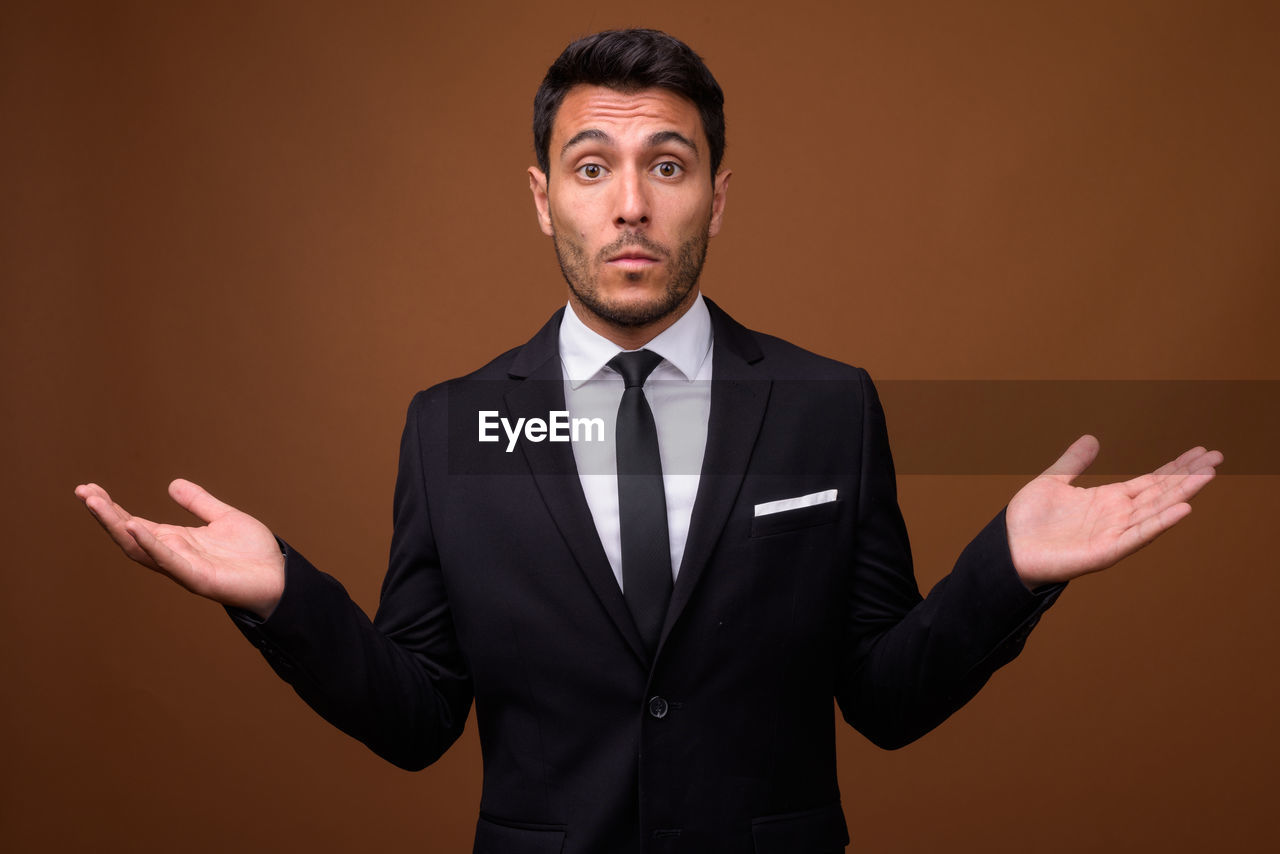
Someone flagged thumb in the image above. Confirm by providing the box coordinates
[168,478,234,524]
[1042,434,1100,483]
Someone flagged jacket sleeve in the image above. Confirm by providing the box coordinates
[835,370,1063,749]
[228,390,472,770]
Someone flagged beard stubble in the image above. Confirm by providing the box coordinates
[552,225,709,329]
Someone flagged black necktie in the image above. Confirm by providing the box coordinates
[608,349,672,655]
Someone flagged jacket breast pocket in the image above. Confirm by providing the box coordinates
[750,499,840,538]
[473,814,566,854]
[751,802,850,853]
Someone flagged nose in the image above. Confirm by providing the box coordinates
[614,166,650,228]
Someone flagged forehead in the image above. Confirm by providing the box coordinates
[551,85,705,151]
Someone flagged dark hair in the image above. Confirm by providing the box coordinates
[533,29,726,180]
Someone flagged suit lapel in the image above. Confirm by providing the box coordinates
[504,310,650,669]
[501,300,771,669]
[658,299,770,653]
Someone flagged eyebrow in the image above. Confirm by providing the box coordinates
[647,130,699,156]
[560,129,700,160]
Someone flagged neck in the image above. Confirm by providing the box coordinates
[568,289,699,351]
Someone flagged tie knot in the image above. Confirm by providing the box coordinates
[608,349,664,389]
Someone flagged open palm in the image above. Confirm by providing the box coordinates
[75,478,285,619]
[1007,436,1222,588]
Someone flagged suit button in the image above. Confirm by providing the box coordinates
[648,696,669,719]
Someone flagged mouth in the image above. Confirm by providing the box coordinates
[606,250,661,270]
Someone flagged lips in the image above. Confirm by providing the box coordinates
[607,251,659,263]
[600,232,668,266]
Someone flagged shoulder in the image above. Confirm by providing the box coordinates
[749,329,869,382]
[407,307,565,411]
[744,329,882,428]
[705,297,870,384]
[403,345,523,421]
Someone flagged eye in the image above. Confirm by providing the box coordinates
[653,161,683,178]
[576,163,606,180]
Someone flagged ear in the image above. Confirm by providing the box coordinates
[708,168,731,238]
[528,166,554,237]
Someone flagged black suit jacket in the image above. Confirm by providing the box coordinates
[234,299,1061,854]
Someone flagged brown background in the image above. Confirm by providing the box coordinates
[2,1,1277,851]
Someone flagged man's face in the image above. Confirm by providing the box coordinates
[529,85,730,338]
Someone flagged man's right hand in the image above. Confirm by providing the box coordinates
[75,479,285,620]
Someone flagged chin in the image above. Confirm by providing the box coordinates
[603,289,695,328]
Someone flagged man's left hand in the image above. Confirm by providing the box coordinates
[1007,435,1222,589]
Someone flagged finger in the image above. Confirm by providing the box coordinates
[76,483,150,558]
[1156,446,1223,478]
[76,483,139,522]
[1129,453,1221,508]
[80,489,128,537]
[1152,446,1207,477]
[1182,450,1223,471]
[1123,472,1217,544]
[168,478,233,524]
[124,520,195,586]
[1125,445,1223,501]
[1131,448,1198,494]
[75,482,120,511]
[1117,502,1194,558]
[84,504,163,571]
[1170,467,1218,505]
[1042,434,1100,483]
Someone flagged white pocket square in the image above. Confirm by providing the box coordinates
[753,489,838,517]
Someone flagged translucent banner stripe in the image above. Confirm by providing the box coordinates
[444,381,1275,475]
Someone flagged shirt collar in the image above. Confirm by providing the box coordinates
[559,293,713,388]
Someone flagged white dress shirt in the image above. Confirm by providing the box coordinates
[559,294,713,589]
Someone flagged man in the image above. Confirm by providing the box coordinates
[76,29,1220,854]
